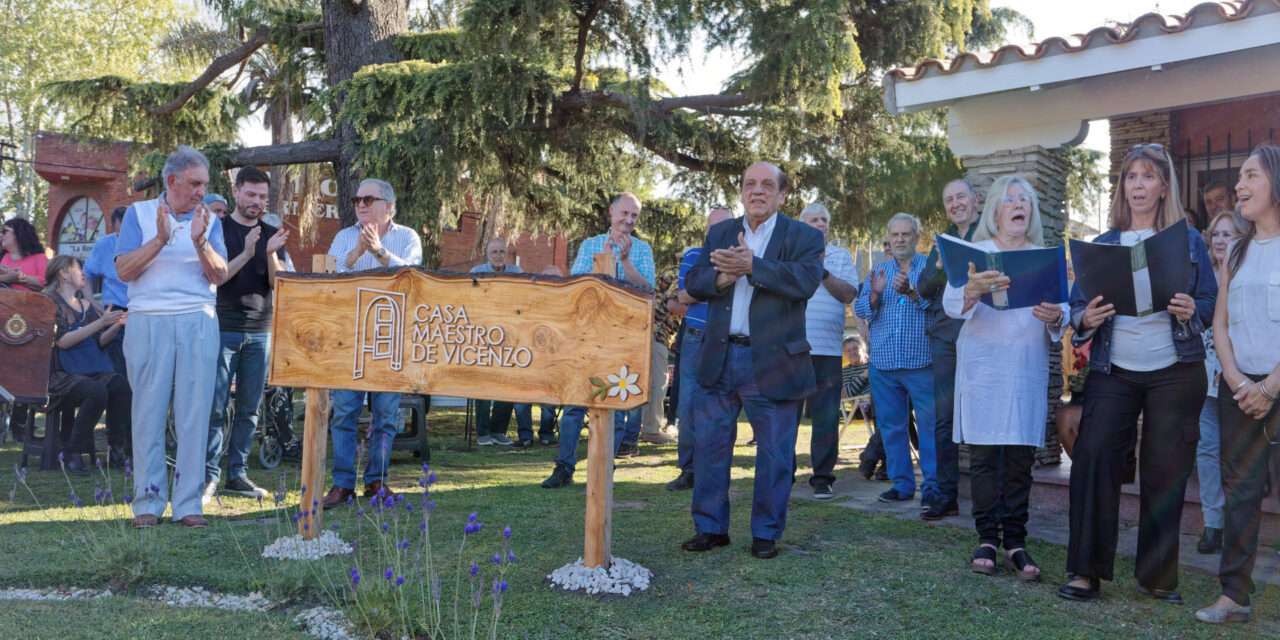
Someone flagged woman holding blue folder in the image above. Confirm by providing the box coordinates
[1059,144,1217,604]
[943,175,1067,581]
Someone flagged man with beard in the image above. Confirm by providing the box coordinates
[205,166,289,501]
[916,179,979,520]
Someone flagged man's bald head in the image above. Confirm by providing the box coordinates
[609,192,642,236]
[484,237,508,269]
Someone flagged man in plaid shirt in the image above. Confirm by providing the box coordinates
[853,213,936,506]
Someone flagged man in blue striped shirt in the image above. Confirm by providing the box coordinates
[542,193,656,488]
[665,207,735,491]
[853,212,937,506]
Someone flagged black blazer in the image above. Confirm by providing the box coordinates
[687,213,824,401]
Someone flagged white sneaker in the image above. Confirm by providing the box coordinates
[201,481,218,506]
[477,436,495,446]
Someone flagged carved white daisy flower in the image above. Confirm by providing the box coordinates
[605,366,641,402]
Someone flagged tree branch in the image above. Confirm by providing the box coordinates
[146,22,323,115]
[227,139,341,167]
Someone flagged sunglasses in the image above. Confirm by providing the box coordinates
[351,196,386,207]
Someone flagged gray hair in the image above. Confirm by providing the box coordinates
[359,178,396,204]
[973,175,1044,246]
[800,202,831,221]
[161,145,210,183]
[943,178,975,196]
[886,212,922,236]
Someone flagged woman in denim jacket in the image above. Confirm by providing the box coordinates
[1058,144,1217,604]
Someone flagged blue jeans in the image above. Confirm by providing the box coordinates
[930,336,959,506]
[554,406,638,473]
[868,365,937,500]
[675,329,704,472]
[1197,396,1225,529]
[514,404,557,441]
[691,343,802,541]
[330,390,401,489]
[207,330,270,483]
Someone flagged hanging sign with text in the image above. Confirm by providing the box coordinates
[267,269,653,409]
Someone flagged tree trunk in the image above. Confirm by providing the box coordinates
[267,101,294,218]
[323,0,408,228]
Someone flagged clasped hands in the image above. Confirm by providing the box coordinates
[711,232,753,286]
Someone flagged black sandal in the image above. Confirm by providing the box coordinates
[971,544,998,576]
[1006,548,1041,582]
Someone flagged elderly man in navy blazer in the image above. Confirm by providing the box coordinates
[681,161,825,559]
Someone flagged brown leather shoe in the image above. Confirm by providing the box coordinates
[132,514,159,529]
[322,486,355,510]
[363,480,394,499]
[178,515,208,528]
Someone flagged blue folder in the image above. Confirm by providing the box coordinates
[935,235,1069,310]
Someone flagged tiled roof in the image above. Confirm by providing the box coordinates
[886,1,1274,83]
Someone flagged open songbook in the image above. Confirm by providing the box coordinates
[935,235,1069,310]
[1068,219,1190,317]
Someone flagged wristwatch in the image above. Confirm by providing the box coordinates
[373,247,387,260]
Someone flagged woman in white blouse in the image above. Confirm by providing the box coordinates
[1197,144,1280,625]
[944,175,1068,581]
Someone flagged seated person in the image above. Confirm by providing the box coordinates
[45,256,132,472]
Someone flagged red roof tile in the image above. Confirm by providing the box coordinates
[887,1,1274,83]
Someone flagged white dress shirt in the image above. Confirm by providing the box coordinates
[327,221,423,272]
[729,213,778,336]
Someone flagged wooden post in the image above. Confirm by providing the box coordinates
[299,253,336,539]
[584,251,616,568]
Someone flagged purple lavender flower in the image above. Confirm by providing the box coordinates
[492,578,508,594]
[427,471,436,485]
[395,575,405,587]
[491,553,502,566]
[464,521,483,535]
[300,484,307,494]
[384,567,394,581]
[506,550,517,564]
[356,508,366,517]
[467,512,478,523]
[381,522,390,533]
[345,493,354,505]
[503,526,512,540]
[469,561,479,577]
[421,463,430,474]
[123,494,133,505]
[349,567,361,586]
[419,521,427,532]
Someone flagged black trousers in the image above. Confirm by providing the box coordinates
[61,373,132,455]
[805,355,843,486]
[1066,362,1204,588]
[1218,374,1277,606]
[970,444,1034,549]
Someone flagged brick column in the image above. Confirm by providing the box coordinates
[959,145,1072,466]
[1108,111,1172,187]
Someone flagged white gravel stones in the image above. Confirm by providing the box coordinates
[547,557,653,596]
[147,585,272,612]
[0,587,112,601]
[294,606,358,640]
[261,531,354,560]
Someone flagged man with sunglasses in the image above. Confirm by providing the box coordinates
[321,178,423,508]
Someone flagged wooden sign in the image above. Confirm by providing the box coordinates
[268,268,653,409]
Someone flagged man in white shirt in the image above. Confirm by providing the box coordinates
[797,203,859,500]
[321,179,423,508]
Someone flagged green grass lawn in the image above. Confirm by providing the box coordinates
[0,407,1274,639]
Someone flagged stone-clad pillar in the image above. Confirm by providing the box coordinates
[959,145,1072,466]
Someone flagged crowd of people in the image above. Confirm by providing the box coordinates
[3,140,1278,626]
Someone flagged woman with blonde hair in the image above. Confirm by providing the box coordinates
[1196,144,1280,624]
[1193,209,1247,555]
[1059,144,1217,603]
[43,255,131,473]
[944,175,1066,581]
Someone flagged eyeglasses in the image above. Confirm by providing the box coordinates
[1000,195,1031,205]
[1129,143,1165,151]
[351,196,386,207]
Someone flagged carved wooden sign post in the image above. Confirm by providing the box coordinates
[268,266,651,568]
